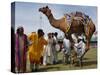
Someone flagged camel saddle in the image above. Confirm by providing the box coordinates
[73,11,90,24]
[64,11,90,33]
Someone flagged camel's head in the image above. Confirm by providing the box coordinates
[39,6,51,16]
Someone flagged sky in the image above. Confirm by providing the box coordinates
[12,2,97,38]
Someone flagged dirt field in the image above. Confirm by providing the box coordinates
[26,47,97,72]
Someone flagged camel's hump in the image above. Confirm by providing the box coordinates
[64,11,89,19]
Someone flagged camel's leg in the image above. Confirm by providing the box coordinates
[81,36,91,58]
[82,24,95,58]
[81,28,90,58]
[86,39,90,51]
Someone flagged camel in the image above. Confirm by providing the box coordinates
[39,6,96,59]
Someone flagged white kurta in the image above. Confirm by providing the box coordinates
[74,41,85,57]
[43,38,54,65]
[62,38,71,55]
[71,34,78,43]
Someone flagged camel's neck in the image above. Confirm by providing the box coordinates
[44,12,67,33]
[46,13,60,28]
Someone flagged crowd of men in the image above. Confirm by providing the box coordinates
[14,26,86,73]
